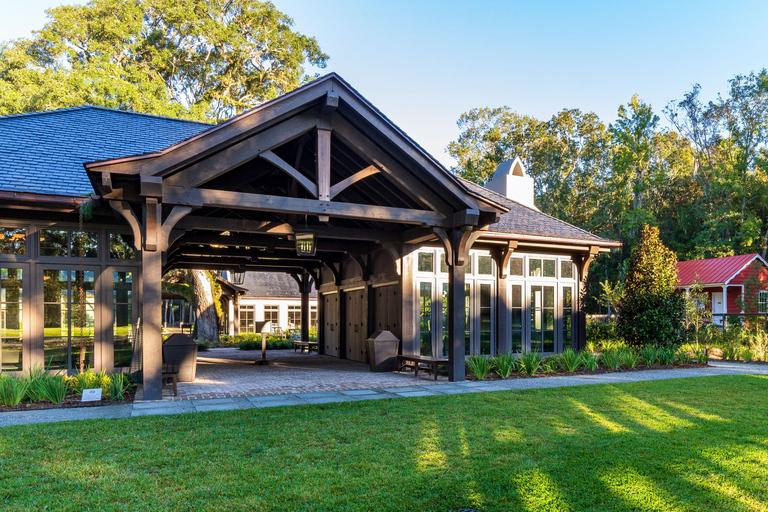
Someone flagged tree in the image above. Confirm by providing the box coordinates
[617,225,687,349]
[0,0,328,121]
[682,278,711,350]
[0,0,328,340]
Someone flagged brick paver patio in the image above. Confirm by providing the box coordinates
[169,348,442,400]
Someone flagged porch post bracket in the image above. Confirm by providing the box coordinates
[579,245,601,282]
[159,205,194,253]
[350,254,369,281]
[381,243,402,276]
[322,260,342,286]
[259,150,318,198]
[109,200,142,252]
[329,165,380,199]
[496,240,519,279]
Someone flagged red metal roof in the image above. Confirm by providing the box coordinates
[676,253,761,287]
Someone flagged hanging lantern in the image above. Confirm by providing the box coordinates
[230,270,246,285]
[294,230,317,256]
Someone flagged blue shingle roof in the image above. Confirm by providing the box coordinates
[0,106,212,197]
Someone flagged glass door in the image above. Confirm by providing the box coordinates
[418,280,433,357]
[561,285,574,352]
[43,268,96,372]
[530,284,555,353]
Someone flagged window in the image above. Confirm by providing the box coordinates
[419,282,432,356]
[109,233,135,260]
[418,252,434,273]
[288,305,301,327]
[43,269,95,371]
[310,305,318,328]
[264,305,279,327]
[529,258,555,278]
[440,253,471,274]
[0,227,26,255]
[113,272,133,367]
[239,305,255,333]
[0,268,23,371]
[509,257,523,276]
[510,284,523,353]
[478,255,493,275]
[530,285,555,353]
[40,230,98,258]
[479,283,492,354]
[560,260,573,279]
[543,259,556,278]
[760,291,768,314]
[562,286,573,350]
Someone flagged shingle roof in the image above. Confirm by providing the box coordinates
[0,106,212,197]
[676,253,762,287]
[241,272,317,299]
[458,177,615,244]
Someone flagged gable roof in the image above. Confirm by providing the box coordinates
[676,253,766,287]
[0,106,211,197]
[241,272,317,299]
[459,178,619,246]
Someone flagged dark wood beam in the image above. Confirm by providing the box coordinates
[163,112,317,189]
[177,231,383,252]
[317,127,331,222]
[259,150,317,197]
[162,186,446,226]
[329,165,380,199]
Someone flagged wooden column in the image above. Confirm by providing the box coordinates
[142,198,164,400]
[400,245,417,355]
[233,294,241,336]
[494,241,517,355]
[318,289,326,355]
[447,228,468,382]
[300,271,310,342]
[317,128,331,222]
[576,246,600,352]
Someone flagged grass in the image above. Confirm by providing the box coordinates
[1,375,768,511]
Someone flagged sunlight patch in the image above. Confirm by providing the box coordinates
[568,398,631,433]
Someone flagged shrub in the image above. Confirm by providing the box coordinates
[542,356,560,374]
[587,321,621,346]
[639,346,658,366]
[493,353,515,378]
[742,348,754,363]
[519,351,542,376]
[0,374,29,406]
[35,373,69,403]
[559,349,582,372]
[694,347,709,364]
[619,348,639,369]
[617,225,687,350]
[748,330,768,361]
[676,349,692,364]
[721,344,739,361]
[580,352,599,371]
[197,342,209,351]
[467,355,493,380]
[108,373,131,401]
[24,364,48,402]
[600,349,622,370]
[658,348,675,365]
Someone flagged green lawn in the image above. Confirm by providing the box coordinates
[2,375,768,511]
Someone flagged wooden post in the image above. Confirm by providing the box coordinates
[317,128,331,222]
[300,271,310,342]
[142,199,164,400]
[447,228,468,382]
[576,246,600,352]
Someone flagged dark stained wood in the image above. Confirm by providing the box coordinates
[162,186,447,226]
[317,127,331,222]
[143,198,160,251]
[447,228,467,382]
[164,112,317,189]
[323,292,340,357]
[259,150,318,197]
[109,200,142,251]
[329,165,380,199]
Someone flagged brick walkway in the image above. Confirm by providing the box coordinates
[168,348,442,400]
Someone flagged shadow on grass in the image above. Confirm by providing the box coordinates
[0,375,767,511]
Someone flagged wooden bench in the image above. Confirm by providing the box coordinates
[293,340,319,354]
[396,355,449,380]
[162,363,179,396]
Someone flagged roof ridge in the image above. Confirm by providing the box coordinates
[456,176,612,242]
[678,253,758,264]
[0,105,214,126]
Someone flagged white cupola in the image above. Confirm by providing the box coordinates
[484,156,537,210]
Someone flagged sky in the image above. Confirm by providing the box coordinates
[1,0,767,167]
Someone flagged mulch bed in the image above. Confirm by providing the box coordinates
[464,362,710,381]
[0,389,136,413]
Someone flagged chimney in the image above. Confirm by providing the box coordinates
[484,157,538,210]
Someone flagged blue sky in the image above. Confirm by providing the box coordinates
[2,0,767,167]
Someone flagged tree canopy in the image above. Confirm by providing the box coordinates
[0,0,328,121]
[449,70,768,309]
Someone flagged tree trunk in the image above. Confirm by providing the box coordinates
[190,269,219,342]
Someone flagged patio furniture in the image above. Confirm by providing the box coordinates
[161,350,179,397]
[396,354,449,380]
[162,333,198,382]
[289,328,318,354]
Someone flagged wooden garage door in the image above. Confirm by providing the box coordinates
[323,293,339,357]
[373,284,401,340]
[344,290,366,362]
